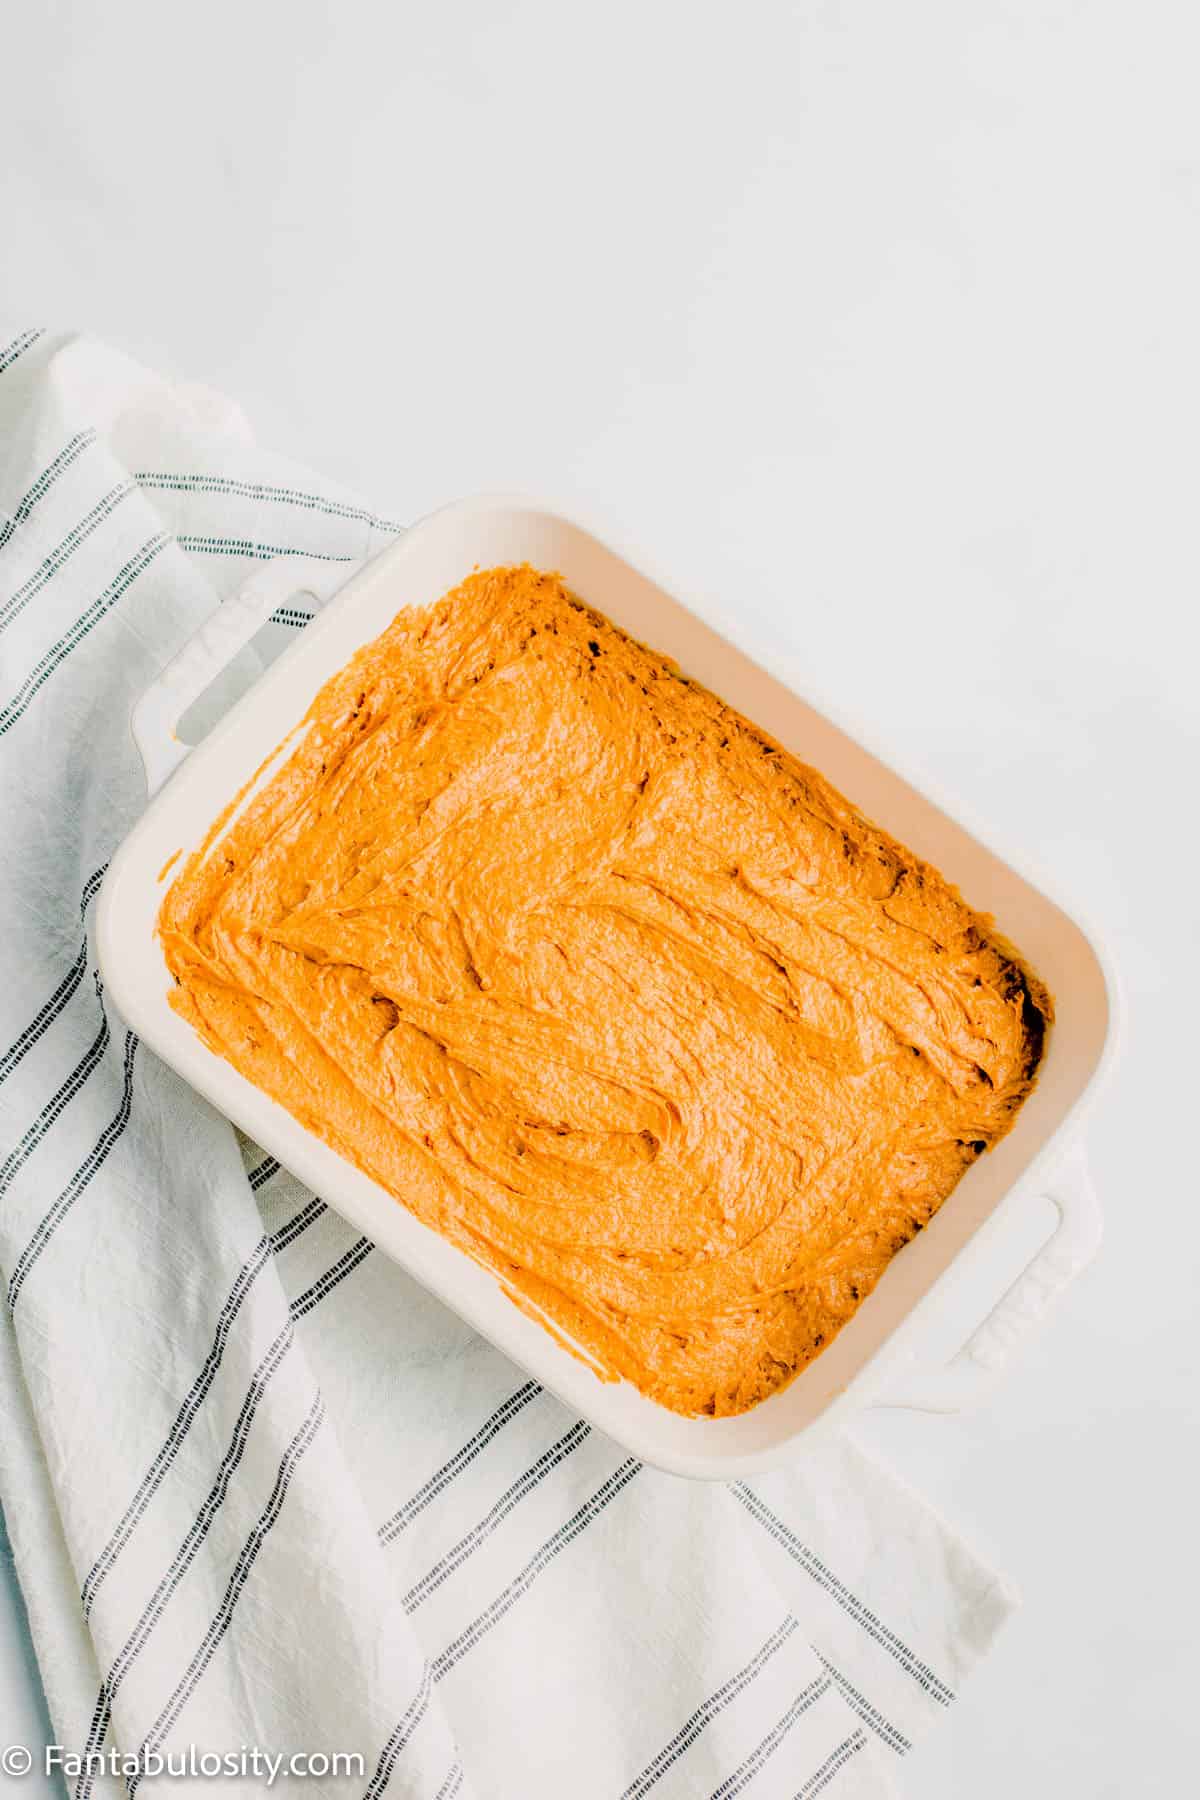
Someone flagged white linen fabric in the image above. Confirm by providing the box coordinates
[0,327,1017,1800]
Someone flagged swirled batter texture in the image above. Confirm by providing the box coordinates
[160,565,1051,1417]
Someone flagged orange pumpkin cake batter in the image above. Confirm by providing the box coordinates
[159,565,1051,1417]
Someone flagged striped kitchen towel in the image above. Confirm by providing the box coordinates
[0,327,1016,1800]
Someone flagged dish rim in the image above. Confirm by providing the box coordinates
[97,494,1121,1476]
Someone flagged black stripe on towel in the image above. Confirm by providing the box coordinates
[360,1447,640,1795]
[732,1483,957,1706]
[621,1616,800,1800]
[176,533,354,563]
[248,1155,280,1190]
[430,1457,641,1680]
[0,1009,110,1198]
[290,1236,374,1316]
[366,1459,637,1800]
[708,1675,834,1800]
[0,328,44,377]
[378,1380,542,1545]
[819,1657,911,1756]
[80,1196,328,1617]
[793,1728,868,1799]
[432,1761,464,1800]
[271,1196,326,1248]
[125,1393,326,1797]
[402,1419,591,1613]
[134,470,406,537]
[7,1031,137,1309]
[0,480,134,636]
[81,1229,361,1646]
[81,1243,278,1611]
[0,865,107,1088]
[362,1663,435,1800]
[79,1319,299,1767]
[0,533,170,739]
[0,429,97,554]
[77,1215,372,1800]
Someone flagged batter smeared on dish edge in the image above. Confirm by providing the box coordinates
[160,565,1052,1417]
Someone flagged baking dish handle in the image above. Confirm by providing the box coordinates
[131,556,344,796]
[879,1144,1102,1413]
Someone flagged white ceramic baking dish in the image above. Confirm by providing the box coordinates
[97,498,1117,1479]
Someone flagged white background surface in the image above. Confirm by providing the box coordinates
[2,2,1198,1794]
